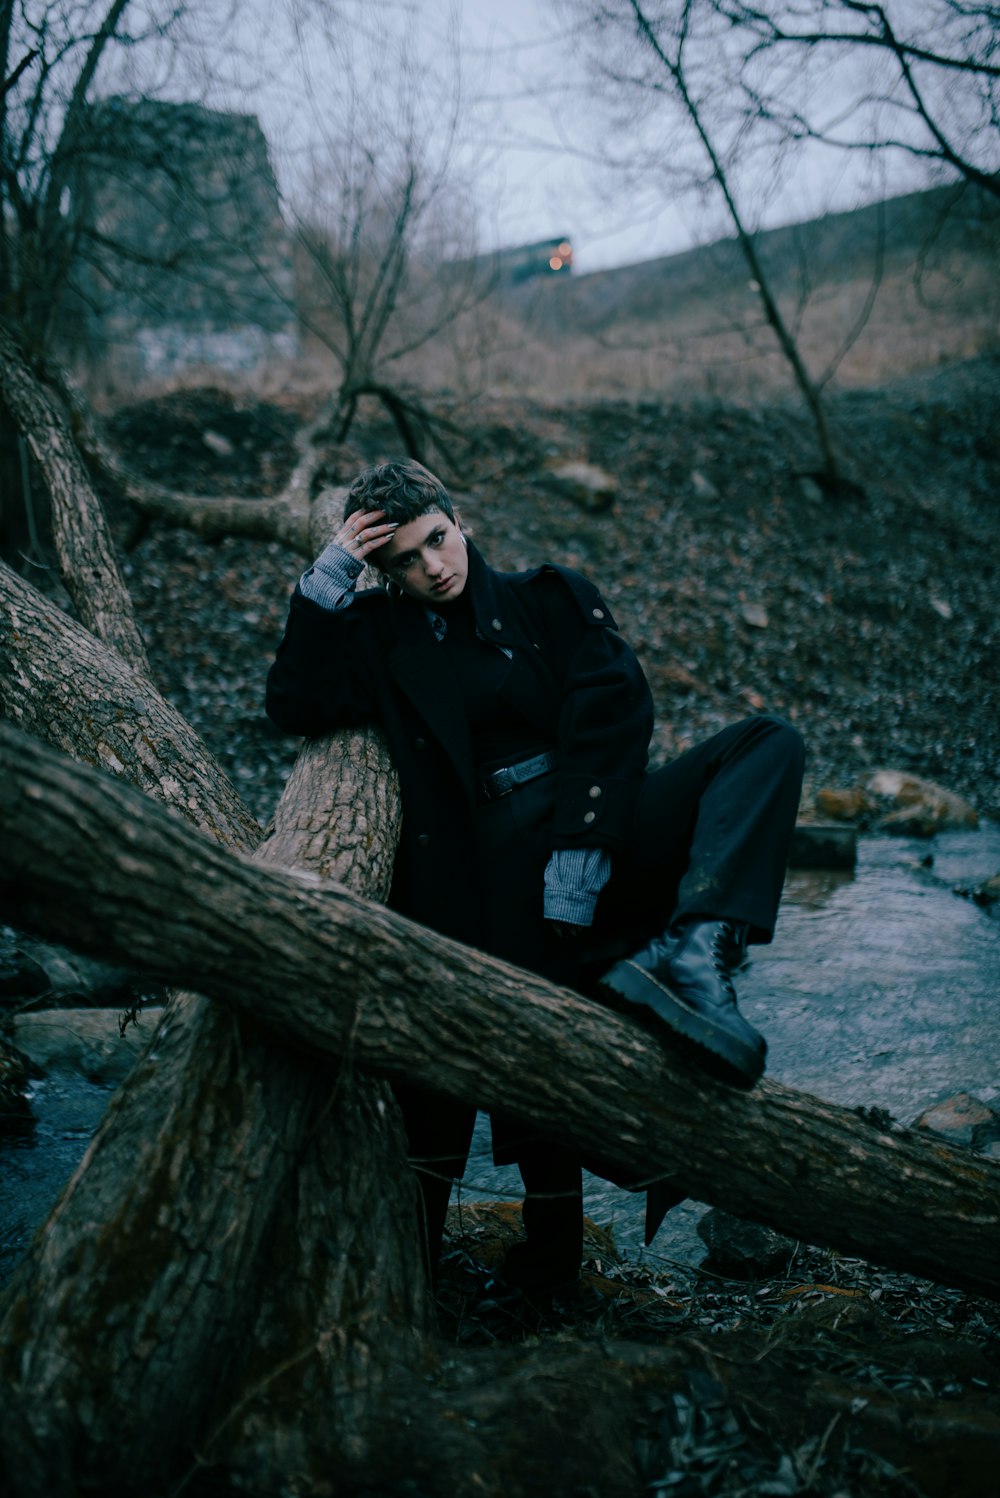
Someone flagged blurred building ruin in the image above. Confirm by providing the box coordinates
[56,99,297,380]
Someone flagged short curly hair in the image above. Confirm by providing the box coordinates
[343,460,455,527]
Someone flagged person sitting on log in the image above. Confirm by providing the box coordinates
[266,459,804,1302]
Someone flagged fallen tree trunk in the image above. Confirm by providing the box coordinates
[54,358,334,549]
[0,324,148,669]
[2,718,998,1302]
[0,718,420,1498]
[0,558,260,848]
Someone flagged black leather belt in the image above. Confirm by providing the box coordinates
[477,751,557,803]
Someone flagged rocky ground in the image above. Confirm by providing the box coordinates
[4,355,999,1495]
[97,352,999,833]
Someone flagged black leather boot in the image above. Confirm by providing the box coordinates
[599,919,766,1087]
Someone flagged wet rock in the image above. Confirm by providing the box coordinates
[814,786,870,822]
[789,821,857,870]
[12,1007,159,1086]
[812,774,980,837]
[0,928,149,1012]
[696,1209,797,1280]
[913,1092,1000,1153]
[0,933,49,1006]
[545,460,617,512]
[863,769,979,836]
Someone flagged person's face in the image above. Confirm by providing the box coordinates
[375,508,469,604]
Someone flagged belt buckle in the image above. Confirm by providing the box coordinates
[489,767,515,799]
[480,766,514,801]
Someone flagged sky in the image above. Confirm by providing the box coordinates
[420,0,715,273]
[192,0,973,278]
[418,0,952,275]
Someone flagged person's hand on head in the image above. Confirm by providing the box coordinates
[336,509,398,561]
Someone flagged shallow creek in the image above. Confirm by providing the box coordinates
[460,826,1000,1266]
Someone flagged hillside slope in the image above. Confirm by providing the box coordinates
[479,184,1000,400]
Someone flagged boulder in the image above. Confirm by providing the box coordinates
[789,822,857,870]
[696,1208,797,1280]
[545,461,617,513]
[814,787,869,822]
[11,1007,160,1086]
[863,769,978,836]
[811,773,979,837]
[912,1092,1000,1154]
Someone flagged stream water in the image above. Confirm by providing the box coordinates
[459,826,1000,1267]
[2,828,999,1288]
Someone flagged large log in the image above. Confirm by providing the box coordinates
[54,355,335,550]
[0,558,260,849]
[0,721,418,1498]
[2,718,998,1303]
[0,324,148,670]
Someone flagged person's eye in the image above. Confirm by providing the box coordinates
[430,531,444,546]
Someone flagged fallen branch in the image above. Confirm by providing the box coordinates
[1,717,997,1300]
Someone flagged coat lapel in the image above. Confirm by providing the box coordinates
[388,598,476,800]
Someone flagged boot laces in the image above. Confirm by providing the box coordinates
[710,924,739,1002]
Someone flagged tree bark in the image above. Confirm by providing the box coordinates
[1,549,423,1491]
[2,718,998,1306]
[0,323,148,668]
[0,715,419,1497]
[0,558,261,851]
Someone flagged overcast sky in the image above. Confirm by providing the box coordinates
[236,0,958,278]
[420,0,946,275]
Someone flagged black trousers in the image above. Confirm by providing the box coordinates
[397,714,805,1277]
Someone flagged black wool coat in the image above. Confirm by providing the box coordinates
[265,541,654,950]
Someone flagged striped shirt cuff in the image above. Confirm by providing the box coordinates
[299,543,365,610]
[543,847,612,927]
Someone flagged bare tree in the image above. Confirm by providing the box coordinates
[560,0,848,485]
[721,1,1000,199]
[557,0,998,485]
[286,1,493,456]
[0,0,301,563]
[1,0,496,574]
[1,0,222,358]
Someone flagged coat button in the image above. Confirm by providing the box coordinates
[414,737,427,750]
[583,811,596,824]
[416,834,430,847]
[491,617,503,631]
[592,607,605,620]
[589,785,602,798]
